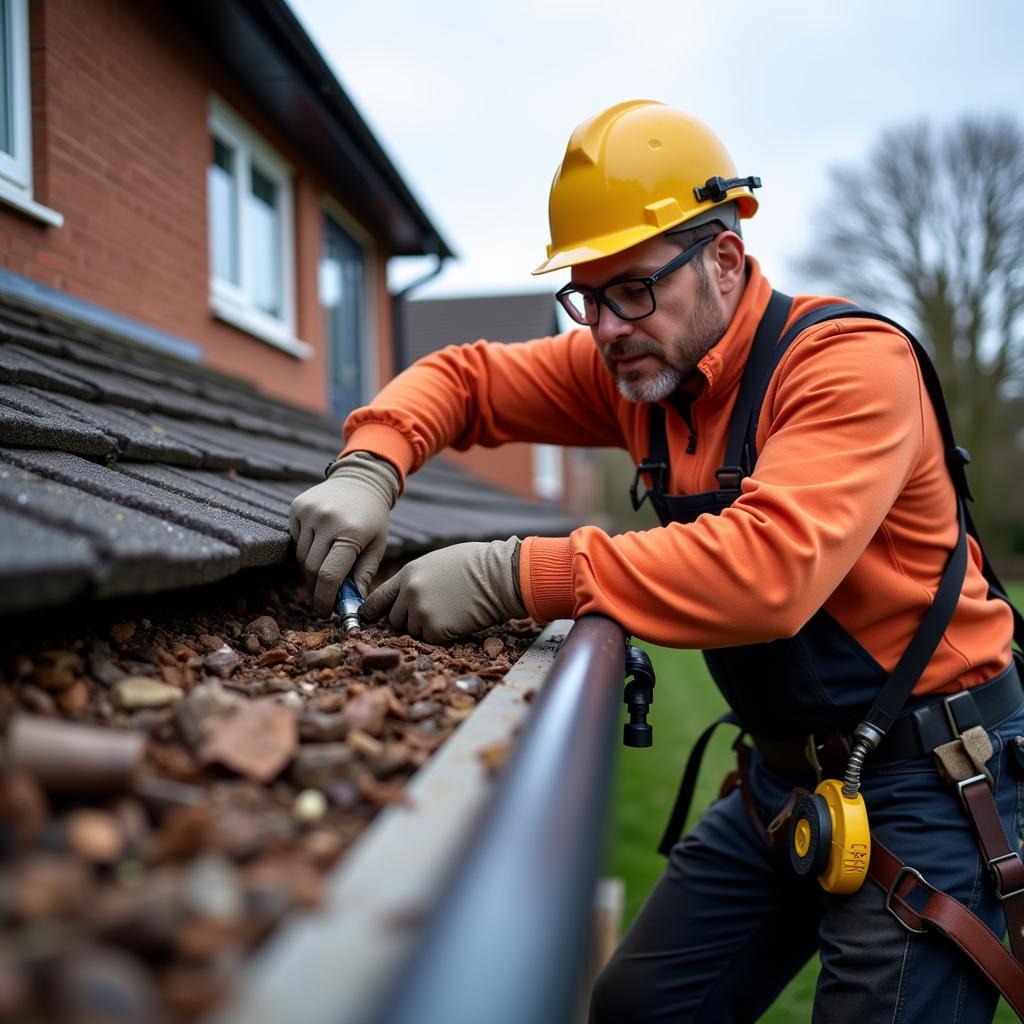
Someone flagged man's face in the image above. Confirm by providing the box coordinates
[570,234,729,403]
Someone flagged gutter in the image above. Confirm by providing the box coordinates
[371,614,626,1024]
[393,255,447,371]
[208,615,627,1024]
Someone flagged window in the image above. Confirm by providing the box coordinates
[0,0,60,225]
[320,211,369,417]
[533,444,565,501]
[207,99,305,356]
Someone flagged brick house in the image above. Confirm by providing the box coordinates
[0,0,577,615]
[0,0,452,420]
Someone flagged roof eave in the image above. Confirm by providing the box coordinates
[171,0,454,260]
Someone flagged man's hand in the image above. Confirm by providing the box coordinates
[360,538,526,644]
[289,452,400,615]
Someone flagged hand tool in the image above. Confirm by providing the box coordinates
[335,576,364,634]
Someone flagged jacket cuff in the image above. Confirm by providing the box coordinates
[520,536,575,623]
[341,426,417,489]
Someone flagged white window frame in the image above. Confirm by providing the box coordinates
[321,195,377,404]
[207,97,308,358]
[532,444,565,502]
[0,0,61,226]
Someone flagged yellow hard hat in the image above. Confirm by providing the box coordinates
[533,100,760,275]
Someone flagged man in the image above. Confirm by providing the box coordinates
[290,101,1023,1021]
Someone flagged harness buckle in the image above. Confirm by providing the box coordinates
[943,690,983,739]
[630,461,668,511]
[987,853,1024,901]
[885,865,929,934]
[955,774,990,812]
[715,466,744,491]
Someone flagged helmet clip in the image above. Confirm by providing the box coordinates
[694,175,762,204]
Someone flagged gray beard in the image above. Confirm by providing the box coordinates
[616,365,684,403]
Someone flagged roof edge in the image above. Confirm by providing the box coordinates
[0,268,204,363]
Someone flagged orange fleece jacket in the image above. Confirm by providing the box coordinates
[343,258,1012,696]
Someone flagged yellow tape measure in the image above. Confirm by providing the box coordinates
[789,779,870,894]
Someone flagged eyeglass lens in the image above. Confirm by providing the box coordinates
[560,280,654,325]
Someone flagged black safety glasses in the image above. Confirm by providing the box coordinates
[555,235,715,326]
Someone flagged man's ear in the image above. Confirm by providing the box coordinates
[710,231,745,297]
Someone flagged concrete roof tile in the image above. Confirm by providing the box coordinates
[162,417,330,479]
[0,505,97,613]
[117,464,290,531]
[156,468,296,518]
[37,390,208,465]
[0,344,99,399]
[0,459,240,602]
[0,295,578,614]
[1,450,288,570]
[0,386,118,459]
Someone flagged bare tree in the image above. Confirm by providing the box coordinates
[796,116,1024,545]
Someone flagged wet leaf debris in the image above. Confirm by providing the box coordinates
[0,578,541,1022]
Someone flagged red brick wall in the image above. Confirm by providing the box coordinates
[0,0,391,414]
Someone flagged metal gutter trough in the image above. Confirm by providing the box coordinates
[209,614,626,1024]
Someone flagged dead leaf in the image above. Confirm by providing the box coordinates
[286,629,331,649]
[199,700,297,783]
[482,636,504,659]
[340,689,389,737]
[358,775,412,809]
[347,729,383,758]
[110,623,136,645]
[478,740,511,778]
[381,686,408,720]
[256,648,290,667]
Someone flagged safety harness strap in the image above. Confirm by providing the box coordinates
[656,712,739,856]
[870,839,1024,1016]
[862,502,968,734]
[634,290,793,507]
[958,776,1024,963]
[720,290,793,475]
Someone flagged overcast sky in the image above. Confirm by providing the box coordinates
[288,0,1022,301]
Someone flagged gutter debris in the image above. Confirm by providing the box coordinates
[0,575,542,1022]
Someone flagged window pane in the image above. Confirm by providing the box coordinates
[0,0,12,156]
[208,137,239,285]
[248,164,282,318]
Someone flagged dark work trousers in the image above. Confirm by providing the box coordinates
[590,705,1024,1024]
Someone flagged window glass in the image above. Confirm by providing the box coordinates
[207,100,294,344]
[0,0,11,156]
[248,164,281,318]
[208,137,239,285]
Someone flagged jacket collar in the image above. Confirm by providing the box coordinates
[689,257,773,400]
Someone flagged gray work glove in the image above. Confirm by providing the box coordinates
[289,452,400,615]
[360,537,526,644]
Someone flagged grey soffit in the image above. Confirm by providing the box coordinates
[0,300,577,614]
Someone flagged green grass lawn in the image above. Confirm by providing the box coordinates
[604,582,1024,1022]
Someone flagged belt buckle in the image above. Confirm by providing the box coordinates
[987,852,1024,901]
[885,865,929,934]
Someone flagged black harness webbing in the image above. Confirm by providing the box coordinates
[656,712,739,857]
[655,298,1022,856]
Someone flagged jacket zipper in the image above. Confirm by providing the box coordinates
[670,393,698,454]
[681,405,697,454]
